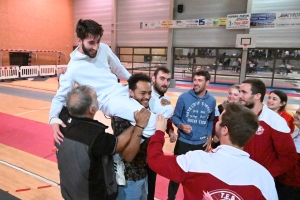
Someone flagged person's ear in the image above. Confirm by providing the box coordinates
[205,80,210,87]
[129,89,134,98]
[89,107,96,115]
[77,38,82,45]
[254,93,261,101]
[152,76,155,83]
[221,126,229,137]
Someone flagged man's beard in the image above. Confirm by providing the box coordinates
[244,102,255,109]
[194,86,205,95]
[82,42,97,58]
[154,83,167,96]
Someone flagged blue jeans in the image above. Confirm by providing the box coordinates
[117,178,147,200]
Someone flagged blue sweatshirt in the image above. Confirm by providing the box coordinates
[172,89,216,145]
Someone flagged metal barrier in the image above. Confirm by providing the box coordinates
[57,64,68,72]
[40,65,56,76]
[19,66,39,78]
[0,65,68,80]
[0,66,19,79]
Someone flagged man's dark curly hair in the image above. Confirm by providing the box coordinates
[128,73,151,91]
[76,19,104,40]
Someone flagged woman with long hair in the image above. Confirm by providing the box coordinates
[267,89,294,133]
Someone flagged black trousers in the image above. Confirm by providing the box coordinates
[276,181,300,200]
[147,164,157,200]
[168,139,206,200]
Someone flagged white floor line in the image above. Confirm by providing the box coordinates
[0,160,59,187]
[14,106,50,116]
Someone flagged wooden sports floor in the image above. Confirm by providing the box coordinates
[0,77,299,199]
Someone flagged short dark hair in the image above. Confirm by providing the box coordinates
[76,19,104,40]
[220,103,259,147]
[193,70,211,81]
[128,73,151,91]
[66,85,96,118]
[153,66,170,77]
[269,90,288,111]
[242,78,266,102]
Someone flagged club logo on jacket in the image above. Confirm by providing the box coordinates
[255,125,264,135]
[202,189,243,200]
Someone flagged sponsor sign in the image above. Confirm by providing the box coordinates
[276,11,300,27]
[186,19,199,28]
[250,13,276,28]
[226,13,251,29]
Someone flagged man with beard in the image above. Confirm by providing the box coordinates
[148,103,277,200]
[111,73,153,199]
[49,19,173,144]
[147,66,176,200]
[167,70,216,200]
[239,78,297,180]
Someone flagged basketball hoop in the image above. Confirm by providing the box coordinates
[243,44,248,51]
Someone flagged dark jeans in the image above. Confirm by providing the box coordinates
[147,165,157,200]
[168,139,206,200]
[276,181,300,200]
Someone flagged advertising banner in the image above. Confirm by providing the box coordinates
[218,18,227,26]
[226,13,251,29]
[140,22,161,29]
[161,20,173,28]
[276,11,300,27]
[185,19,199,28]
[172,20,186,28]
[250,13,276,28]
[198,18,220,27]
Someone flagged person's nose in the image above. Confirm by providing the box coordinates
[92,43,99,50]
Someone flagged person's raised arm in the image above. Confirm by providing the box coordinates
[49,73,74,144]
[147,115,187,183]
[121,108,151,162]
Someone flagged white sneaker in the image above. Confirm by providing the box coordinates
[113,153,126,185]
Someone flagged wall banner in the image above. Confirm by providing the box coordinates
[140,22,161,29]
[226,13,251,29]
[140,11,300,30]
[198,18,221,27]
[276,11,300,27]
[250,13,276,28]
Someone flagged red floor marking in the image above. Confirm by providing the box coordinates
[37,185,52,189]
[16,188,31,192]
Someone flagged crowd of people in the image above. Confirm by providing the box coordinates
[50,19,300,200]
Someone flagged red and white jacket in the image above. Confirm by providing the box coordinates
[277,129,300,187]
[244,105,297,177]
[148,130,278,200]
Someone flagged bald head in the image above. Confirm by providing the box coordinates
[66,86,99,118]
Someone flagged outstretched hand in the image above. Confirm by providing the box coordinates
[160,99,171,106]
[134,108,151,128]
[50,118,66,144]
[156,114,167,132]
